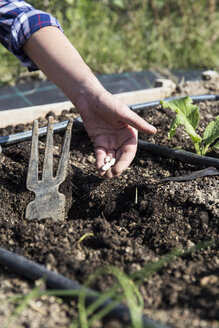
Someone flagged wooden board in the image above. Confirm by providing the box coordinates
[0,80,176,128]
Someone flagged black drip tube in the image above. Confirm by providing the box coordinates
[137,140,219,168]
[0,247,170,328]
[0,94,219,168]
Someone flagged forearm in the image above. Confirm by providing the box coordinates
[23,26,105,108]
[22,25,156,178]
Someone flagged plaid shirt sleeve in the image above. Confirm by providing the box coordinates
[0,0,63,71]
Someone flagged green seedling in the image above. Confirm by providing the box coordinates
[2,241,213,328]
[77,233,94,249]
[160,96,219,155]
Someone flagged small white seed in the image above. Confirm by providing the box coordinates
[105,156,111,163]
[101,162,112,171]
[110,158,116,166]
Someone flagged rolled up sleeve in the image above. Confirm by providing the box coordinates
[0,0,63,71]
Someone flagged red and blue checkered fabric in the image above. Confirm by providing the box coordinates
[0,0,63,71]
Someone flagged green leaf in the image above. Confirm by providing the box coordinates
[212,140,219,149]
[160,97,202,144]
[168,116,180,139]
[111,0,125,9]
[203,115,219,147]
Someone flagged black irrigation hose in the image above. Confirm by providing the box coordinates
[137,140,219,168]
[0,94,219,168]
[0,247,170,328]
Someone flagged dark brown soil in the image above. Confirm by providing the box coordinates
[0,100,218,328]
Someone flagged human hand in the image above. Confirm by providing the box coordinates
[22,27,156,177]
[76,91,157,178]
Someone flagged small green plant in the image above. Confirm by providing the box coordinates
[0,248,181,328]
[160,96,219,155]
[2,241,213,328]
[77,232,94,250]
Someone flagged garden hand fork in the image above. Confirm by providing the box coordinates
[25,116,73,221]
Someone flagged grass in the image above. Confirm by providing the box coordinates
[0,0,219,85]
[1,241,214,328]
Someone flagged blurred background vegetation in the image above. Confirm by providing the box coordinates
[0,0,219,85]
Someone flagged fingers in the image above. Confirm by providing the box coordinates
[118,105,157,135]
[95,147,107,173]
[102,142,136,178]
[95,147,116,177]
[95,135,137,178]
[107,149,115,159]
[94,125,138,178]
[111,140,137,177]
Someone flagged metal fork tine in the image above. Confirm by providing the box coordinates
[42,116,54,181]
[26,120,39,189]
[26,116,72,221]
[56,118,73,184]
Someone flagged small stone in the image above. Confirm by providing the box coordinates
[132,263,141,271]
[125,246,133,254]
[186,240,195,248]
[200,275,218,287]
[39,224,45,230]
[75,250,85,261]
[87,155,95,164]
[53,146,60,156]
